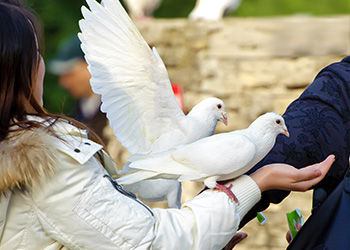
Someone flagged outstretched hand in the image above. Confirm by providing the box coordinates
[250,155,335,193]
[223,155,334,250]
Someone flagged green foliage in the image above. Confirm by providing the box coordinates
[154,0,350,17]
[154,0,196,17]
[234,0,350,17]
[24,0,349,114]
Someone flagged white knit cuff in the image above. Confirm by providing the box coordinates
[226,175,261,220]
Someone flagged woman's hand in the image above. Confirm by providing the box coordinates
[250,155,335,193]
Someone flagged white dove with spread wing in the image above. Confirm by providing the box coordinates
[79,0,228,208]
[117,112,289,204]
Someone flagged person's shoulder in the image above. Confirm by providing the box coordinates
[324,56,350,74]
[340,56,350,64]
[50,119,104,165]
[0,128,58,194]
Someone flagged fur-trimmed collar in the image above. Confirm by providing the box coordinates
[0,128,58,195]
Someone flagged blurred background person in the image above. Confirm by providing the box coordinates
[49,35,110,145]
[50,34,132,169]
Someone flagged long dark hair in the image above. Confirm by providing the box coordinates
[0,2,105,149]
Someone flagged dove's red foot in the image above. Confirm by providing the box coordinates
[214,183,240,205]
[217,179,235,185]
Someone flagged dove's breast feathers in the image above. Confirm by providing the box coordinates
[131,97,226,154]
[171,132,256,175]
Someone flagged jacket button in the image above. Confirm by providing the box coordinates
[74,148,81,153]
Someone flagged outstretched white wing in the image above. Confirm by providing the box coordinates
[79,0,185,154]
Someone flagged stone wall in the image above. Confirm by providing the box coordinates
[106,16,350,250]
[135,16,349,132]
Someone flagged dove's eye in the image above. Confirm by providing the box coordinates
[275,119,282,125]
[217,104,222,109]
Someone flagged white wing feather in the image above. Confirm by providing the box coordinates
[79,0,185,154]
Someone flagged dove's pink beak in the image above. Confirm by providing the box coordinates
[283,127,290,137]
[221,112,228,126]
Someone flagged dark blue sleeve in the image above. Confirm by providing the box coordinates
[240,56,350,228]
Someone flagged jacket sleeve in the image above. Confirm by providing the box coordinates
[31,139,261,250]
[147,175,261,250]
[240,56,350,228]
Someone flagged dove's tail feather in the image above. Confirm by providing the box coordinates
[178,174,204,182]
[117,170,159,185]
[118,155,156,175]
[130,156,201,178]
[127,153,153,162]
[118,161,134,175]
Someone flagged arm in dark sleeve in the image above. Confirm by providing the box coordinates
[240,56,350,228]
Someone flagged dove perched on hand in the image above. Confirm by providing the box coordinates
[79,0,228,208]
[117,112,289,204]
[189,0,242,21]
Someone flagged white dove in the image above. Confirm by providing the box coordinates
[79,0,228,208]
[189,0,242,21]
[123,0,162,19]
[117,112,289,204]
[117,169,182,208]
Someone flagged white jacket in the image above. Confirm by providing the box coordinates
[0,119,261,250]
